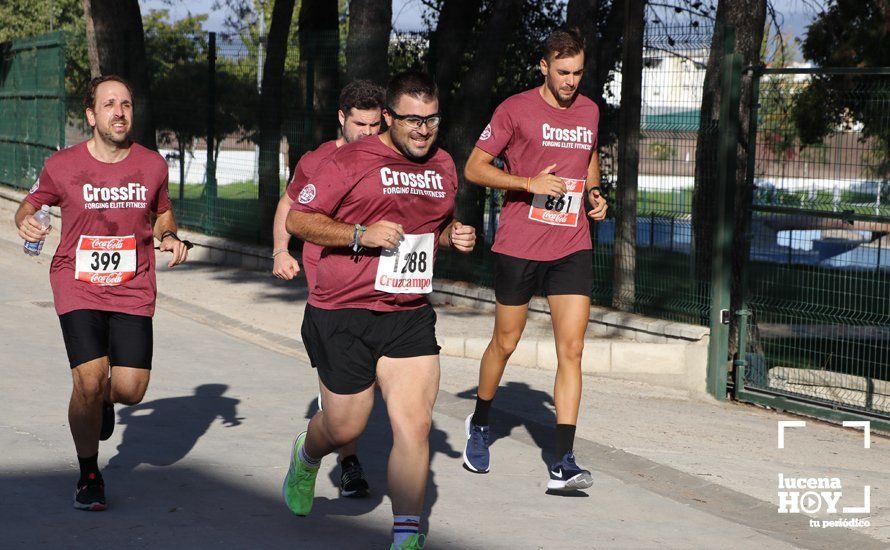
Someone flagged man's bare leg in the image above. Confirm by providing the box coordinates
[545,293,594,490]
[283,382,375,516]
[376,354,440,514]
[477,302,529,401]
[69,357,109,458]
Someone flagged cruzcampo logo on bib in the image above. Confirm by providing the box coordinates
[375,233,435,294]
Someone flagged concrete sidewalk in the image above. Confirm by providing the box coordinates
[1,195,888,549]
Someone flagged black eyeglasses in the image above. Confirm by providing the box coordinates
[387,109,442,129]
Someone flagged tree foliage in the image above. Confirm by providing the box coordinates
[793,0,890,180]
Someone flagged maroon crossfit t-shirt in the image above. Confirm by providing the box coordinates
[25,141,171,317]
[475,88,599,261]
[292,135,458,312]
[285,140,339,292]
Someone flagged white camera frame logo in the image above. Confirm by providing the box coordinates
[776,420,871,516]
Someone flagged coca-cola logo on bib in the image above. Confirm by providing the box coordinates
[541,210,570,224]
[90,272,125,285]
[479,124,492,141]
[91,237,126,250]
[299,184,317,204]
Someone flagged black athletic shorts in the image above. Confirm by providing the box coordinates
[494,249,594,306]
[301,304,440,395]
[58,309,153,369]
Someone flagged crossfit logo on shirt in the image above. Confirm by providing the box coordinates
[541,123,594,150]
[29,179,40,194]
[380,167,446,199]
[82,182,148,210]
[299,184,317,204]
[480,124,492,141]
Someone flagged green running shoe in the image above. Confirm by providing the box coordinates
[391,534,425,549]
[282,431,319,516]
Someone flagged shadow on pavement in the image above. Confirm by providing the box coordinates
[166,260,309,301]
[456,382,590,497]
[300,390,461,524]
[456,381,557,465]
[0,467,394,549]
[106,384,243,473]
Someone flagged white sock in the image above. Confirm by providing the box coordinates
[393,515,420,546]
[298,441,321,468]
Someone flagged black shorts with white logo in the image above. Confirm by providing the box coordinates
[494,250,593,306]
[58,309,153,369]
[301,304,440,395]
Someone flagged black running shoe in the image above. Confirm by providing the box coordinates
[339,455,370,498]
[74,472,107,511]
[100,400,115,441]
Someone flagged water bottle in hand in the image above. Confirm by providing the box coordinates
[23,205,51,256]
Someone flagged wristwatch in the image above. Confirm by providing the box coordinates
[352,224,366,252]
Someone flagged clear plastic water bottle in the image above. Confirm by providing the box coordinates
[23,205,51,256]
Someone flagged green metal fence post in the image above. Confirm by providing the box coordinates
[706,27,742,400]
[733,309,749,399]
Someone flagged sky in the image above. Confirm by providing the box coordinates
[139,0,826,46]
[139,0,428,32]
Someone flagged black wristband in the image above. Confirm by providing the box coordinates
[161,230,181,242]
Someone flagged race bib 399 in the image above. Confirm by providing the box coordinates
[75,235,137,286]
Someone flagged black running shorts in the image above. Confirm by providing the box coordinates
[301,304,441,395]
[494,250,594,306]
[58,309,153,369]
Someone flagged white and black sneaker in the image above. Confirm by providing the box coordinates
[338,455,370,498]
[547,452,593,491]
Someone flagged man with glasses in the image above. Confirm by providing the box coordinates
[283,70,475,550]
[271,79,385,499]
[461,29,608,492]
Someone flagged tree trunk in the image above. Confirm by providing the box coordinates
[692,0,767,355]
[346,0,391,84]
[612,0,644,312]
[82,0,156,150]
[258,0,297,241]
[443,0,523,230]
[299,0,340,145]
[567,0,625,106]
[428,0,484,114]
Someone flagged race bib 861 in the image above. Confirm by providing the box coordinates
[528,178,585,227]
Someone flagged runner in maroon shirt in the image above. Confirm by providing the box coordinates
[14,75,189,511]
[461,29,608,492]
[270,80,385,499]
[282,70,476,550]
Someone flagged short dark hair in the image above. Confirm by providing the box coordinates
[385,70,438,109]
[543,28,585,62]
[82,75,134,110]
[339,80,385,115]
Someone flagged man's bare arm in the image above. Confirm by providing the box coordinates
[464,146,567,198]
[287,210,405,250]
[286,210,353,247]
[15,201,49,242]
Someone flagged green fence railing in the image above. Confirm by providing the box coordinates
[734,67,890,431]
[0,31,65,190]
